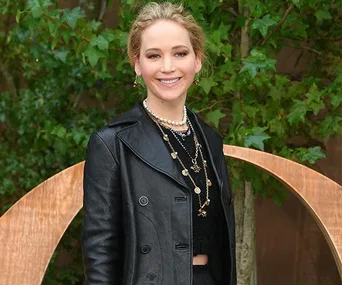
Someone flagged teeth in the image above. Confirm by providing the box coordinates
[160,78,179,84]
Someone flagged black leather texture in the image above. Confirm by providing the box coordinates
[81,103,236,285]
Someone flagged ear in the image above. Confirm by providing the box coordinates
[134,57,142,76]
[194,56,202,74]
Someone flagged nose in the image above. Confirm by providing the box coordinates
[161,56,175,73]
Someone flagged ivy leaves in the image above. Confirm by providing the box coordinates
[244,127,271,151]
[240,49,276,78]
[251,14,277,38]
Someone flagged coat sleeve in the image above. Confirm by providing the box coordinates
[81,132,123,284]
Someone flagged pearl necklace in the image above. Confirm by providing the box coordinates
[143,99,187,126]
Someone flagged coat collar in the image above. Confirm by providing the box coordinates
[109,103,222,190]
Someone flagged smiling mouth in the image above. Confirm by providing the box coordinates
[158,77,181,84]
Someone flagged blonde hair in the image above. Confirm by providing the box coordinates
[127,2,205,65]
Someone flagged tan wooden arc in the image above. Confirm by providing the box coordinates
[0,145,341,284]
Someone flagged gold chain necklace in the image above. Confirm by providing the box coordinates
[154,119,212,217]
[163,120,201,173]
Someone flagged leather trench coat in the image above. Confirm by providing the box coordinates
[81,103,236,285]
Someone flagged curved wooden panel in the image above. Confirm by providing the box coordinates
[0,146,341,284]
[223,145,342,277]
[0,162,84,285]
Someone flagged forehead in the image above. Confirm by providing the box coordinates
[140,20,192,50]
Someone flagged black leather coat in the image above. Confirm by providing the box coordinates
[81,103,236,285]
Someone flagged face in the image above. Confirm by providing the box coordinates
[134,20,202,104]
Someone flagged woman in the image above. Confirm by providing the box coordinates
[82,2,236,285]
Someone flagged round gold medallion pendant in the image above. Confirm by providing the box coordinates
[194,187,201,194]
[182,169,189,176]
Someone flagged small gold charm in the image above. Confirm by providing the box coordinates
[182,169,189,176]
[198,209,207,217]
[171,152,177,159]
[207,179,212,186]
[191,162,201,173]
[203,160,207,167]
[163,134,169,141]
[194,187,201,194]
[205,199,210,206]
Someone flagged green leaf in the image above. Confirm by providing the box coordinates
[299,146,326,164]
[16,10,22,23]
[54,50,69,63]
[101,29,116,42]
[48,21,60,37]
[41,0,54,7]
[315,10,332,21]
[89,20,102,31]
[319,116,342,138]
[231,100,241,127]
[244,127,270,151]
[331,94,342,107]
[305,84,325,115]
[51,125,66,138]
[206,109,226,128]
[199,77,217,94]
[31,5,42,19]
[251,14,277,38]
[244,105,259,119]
[269,118,285,137]
[90,35,109,51]
[268,87,282,101]
[287,100,308,125]
[83,46,105,67]
[62,7,84,29]
[240,49,276,78]
[291,0,301,7]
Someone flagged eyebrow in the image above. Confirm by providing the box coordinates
[144,45,190,53]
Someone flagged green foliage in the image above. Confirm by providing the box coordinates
[0,0,341,283]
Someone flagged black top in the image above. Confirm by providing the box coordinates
[159,116,224,256]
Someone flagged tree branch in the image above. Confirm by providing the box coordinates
[261,4,294,46]
[0,62,18,102]
[196,100,227,113]
[97,0,108,21]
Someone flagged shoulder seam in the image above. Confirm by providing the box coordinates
[94,132,120,165]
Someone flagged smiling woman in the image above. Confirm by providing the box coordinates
[134,20,202,115]
[81,2,236,285]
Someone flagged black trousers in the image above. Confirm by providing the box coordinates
[193,265,216,285]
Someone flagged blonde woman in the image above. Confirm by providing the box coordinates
[82,2,236,284]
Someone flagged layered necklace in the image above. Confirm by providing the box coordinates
[143,99,187,126]
[143,101,212,217]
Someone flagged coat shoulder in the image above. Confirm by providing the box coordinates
[95,104,143,144]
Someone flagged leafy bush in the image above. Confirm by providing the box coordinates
[0,0,341,283]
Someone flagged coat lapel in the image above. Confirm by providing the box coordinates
[110,103,222,191]
[114,104,189,189]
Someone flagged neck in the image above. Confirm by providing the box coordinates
[145,96,186,122]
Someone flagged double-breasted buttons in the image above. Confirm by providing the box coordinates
[140,245,150,254]
[139,196,149,206]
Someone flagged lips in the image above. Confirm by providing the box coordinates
[158,77,181,84]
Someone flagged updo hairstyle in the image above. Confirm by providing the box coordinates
[127,2,205,65]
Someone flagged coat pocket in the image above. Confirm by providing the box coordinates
[133,211,163,285]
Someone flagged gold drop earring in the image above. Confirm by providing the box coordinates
[133,75,141,88]
[193,74,200,85]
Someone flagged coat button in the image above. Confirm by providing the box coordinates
[140,245,150,254]
[139,196,149,206]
